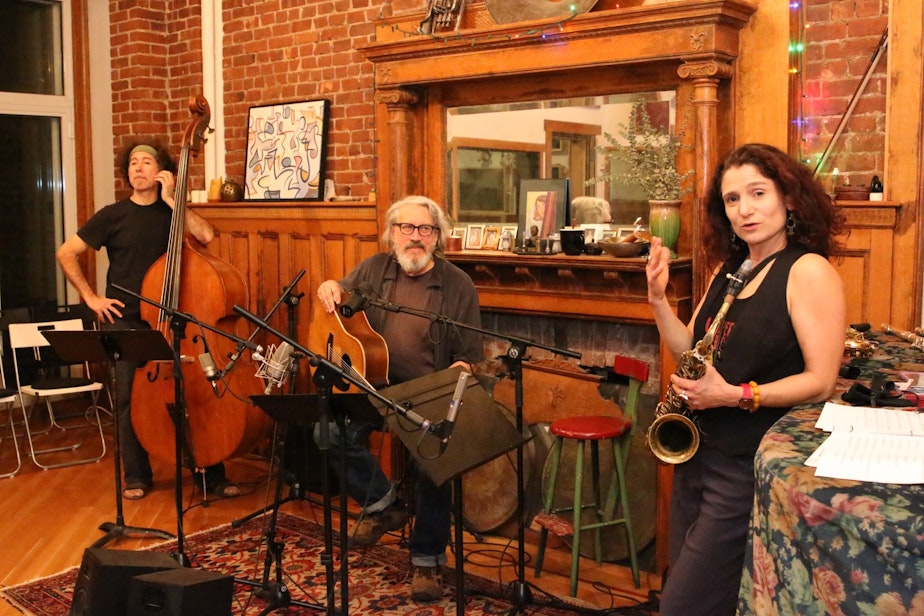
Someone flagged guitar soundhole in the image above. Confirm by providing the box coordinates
[335,354,353,391]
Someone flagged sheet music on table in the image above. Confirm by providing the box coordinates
[806,402,924,484]
[815,402,924,435]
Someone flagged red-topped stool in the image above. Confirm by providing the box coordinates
[533,355,648,596]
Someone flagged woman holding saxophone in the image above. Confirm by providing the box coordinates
[646,144,846,615]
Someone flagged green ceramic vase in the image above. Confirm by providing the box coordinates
[649,199,681,258]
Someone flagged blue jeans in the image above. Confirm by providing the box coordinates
[316,420,451,567]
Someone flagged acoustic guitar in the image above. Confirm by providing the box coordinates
[307,290,390,393]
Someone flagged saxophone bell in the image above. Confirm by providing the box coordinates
[647,405,700,465]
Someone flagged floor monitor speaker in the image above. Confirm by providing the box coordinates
[70,548,181,616]
[127,567,233,616]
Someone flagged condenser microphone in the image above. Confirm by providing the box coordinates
[258,341,294,394]
[198,352,220,395]
[439,372,470,454]
[338,285,373,318]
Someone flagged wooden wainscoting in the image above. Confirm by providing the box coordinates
[191,201,380,390]
[834,200,901,327]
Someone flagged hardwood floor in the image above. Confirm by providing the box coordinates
[0,411,660,615]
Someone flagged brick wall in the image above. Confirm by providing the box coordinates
[801,0,889,190]
[109,0,403,200]
[107,1,890,199]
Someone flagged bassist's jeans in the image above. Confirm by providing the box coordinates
[106,319,154,487]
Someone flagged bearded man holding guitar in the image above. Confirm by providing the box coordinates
[315,195,483,602]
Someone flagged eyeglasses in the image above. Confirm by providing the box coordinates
[392,223,439,237]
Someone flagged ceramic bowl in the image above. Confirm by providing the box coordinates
[597,240,648,258]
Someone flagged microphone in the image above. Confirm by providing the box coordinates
[257,341,294,394]
[439,371,470,454]
[198,352,220,395]
[338,285,374,318]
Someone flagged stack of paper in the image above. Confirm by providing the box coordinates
[806,402,924,484]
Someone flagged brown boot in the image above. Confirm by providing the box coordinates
[410,565,443,602]
[350,506,408,547]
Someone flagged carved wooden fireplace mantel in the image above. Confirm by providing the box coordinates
[361,0,757,299]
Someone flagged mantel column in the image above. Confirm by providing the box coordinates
[374,87,419,209]
[678,61,734,299]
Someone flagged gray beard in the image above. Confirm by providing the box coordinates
[396,248,433,275]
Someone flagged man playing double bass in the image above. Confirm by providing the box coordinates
[56,140,239,500]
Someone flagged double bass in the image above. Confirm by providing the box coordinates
[131,95,270,469]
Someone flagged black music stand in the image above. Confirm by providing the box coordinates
[248,393,381,615]
[373,366,529,616]
[40,329,176,548]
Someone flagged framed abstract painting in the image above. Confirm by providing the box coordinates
[244,99,330,201]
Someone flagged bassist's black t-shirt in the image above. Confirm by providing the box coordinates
[77,198,173,322]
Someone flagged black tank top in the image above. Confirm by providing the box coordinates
[693,245,808,456]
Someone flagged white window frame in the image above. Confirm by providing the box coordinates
[0,0,76,306]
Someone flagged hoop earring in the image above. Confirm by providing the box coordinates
[786,212,797,236]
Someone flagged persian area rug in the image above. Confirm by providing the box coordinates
[1,512,588,615]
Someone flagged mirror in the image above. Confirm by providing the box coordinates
[446,91,676,227]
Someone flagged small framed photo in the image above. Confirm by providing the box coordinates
[482,226,501,250]
[465,224,485,250]
[579,223,610,244]
[451,227,466,239]
[501,225,519,245]
[600,230,619,242]
[519,178,570,240]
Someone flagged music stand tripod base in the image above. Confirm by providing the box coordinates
[41,329,177,547]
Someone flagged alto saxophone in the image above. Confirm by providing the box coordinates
[647,259,755,464]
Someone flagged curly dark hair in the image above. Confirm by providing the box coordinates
[119,140,177,183]
[702,143,845,267]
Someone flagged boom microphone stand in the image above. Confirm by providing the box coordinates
[357,291,580,615]
[231,274,326,615]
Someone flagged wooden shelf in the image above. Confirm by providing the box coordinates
[446,251,693,325]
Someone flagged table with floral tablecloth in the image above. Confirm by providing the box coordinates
[737,332,924,615]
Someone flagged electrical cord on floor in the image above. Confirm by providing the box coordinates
[458,531,656,615]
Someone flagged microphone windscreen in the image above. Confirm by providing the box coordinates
[338,286,371,318]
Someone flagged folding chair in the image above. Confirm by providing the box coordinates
[0,307,31,478]
[0,367,19,478]
[30,303,114,420]
[8,318,107,469]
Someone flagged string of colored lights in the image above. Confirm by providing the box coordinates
[789,1,809,165]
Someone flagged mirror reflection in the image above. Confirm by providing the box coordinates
[446,91,676,227]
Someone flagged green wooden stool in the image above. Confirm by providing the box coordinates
[533,355,648,596]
